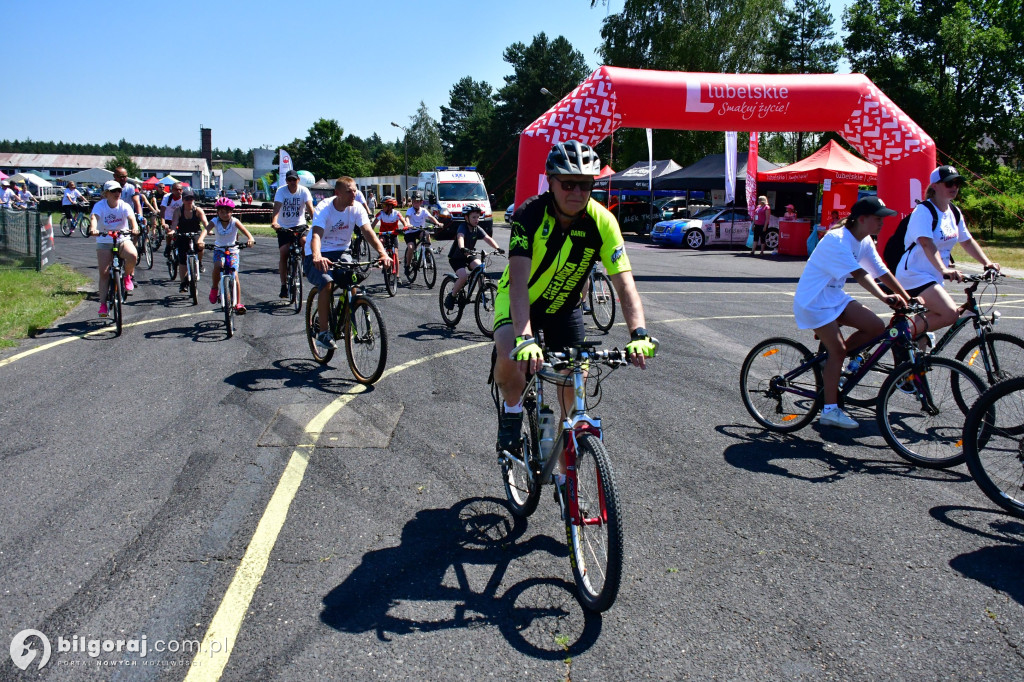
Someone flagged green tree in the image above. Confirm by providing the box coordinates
[372,149,402,176]
[104,151,140,179]
[298,118,368,180]
[484,32,591,203]
[440,77,495,164]
[844,0,1024,171]
[591,0,784,169]
[405,102,444,167]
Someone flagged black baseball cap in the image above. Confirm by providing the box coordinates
[181,188,195,199]
[849,196,897,220]
[929,165,963,185]
[285,170,299,180]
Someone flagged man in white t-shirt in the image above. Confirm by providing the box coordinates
[272,169,315,299]
[306,176,391,352]
[0,182,16,208]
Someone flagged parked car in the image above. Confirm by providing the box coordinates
[654,196,691,221]
[201,188,219,202]
[225,190,239,200]
[504,204,514,223]
[651,206,779,250]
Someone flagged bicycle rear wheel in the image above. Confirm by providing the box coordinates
[740,337,822,432]
[568,433,623,612]
[963,376,1024,517]
[876,357,985,468]
[354,235,371,273]
[589,271,616,332]
[345,295,388,384]
[60,216,72,237]
[501,406,541,517]
[305,287,335,365]
[223,275,235,338]
[423,249,437,288]
[956,331,1024,386]
[439,275,463,327]
[475,280,498,338]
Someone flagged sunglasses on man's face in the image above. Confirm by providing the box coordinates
[554,179,595,192]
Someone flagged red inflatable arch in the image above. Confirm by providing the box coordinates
[516,66,935,246]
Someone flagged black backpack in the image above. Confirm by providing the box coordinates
[882,200,962,273]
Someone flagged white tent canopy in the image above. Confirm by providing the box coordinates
[61,167,114,184]
[10,172,53,187]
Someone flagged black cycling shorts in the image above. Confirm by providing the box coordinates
[277,228,305,248]
[175,234,203,266]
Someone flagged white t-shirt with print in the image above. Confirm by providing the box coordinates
[120,183,140,214]
[405,206,431,230]
[161,194,183,220]
[91,200,134,244]
[793,227,887,330]
[211,216,242,248]
[62,188,83,205]
[308,200,369,256]
[895,201,971,290]
[274,185,313,228]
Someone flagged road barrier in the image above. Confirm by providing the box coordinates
[0,208,55,270]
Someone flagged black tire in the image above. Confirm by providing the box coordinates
[383,258,398,297]
[166,252,176,281]
[439,275,464,327]
[305,287,335,365]
[405,252,419,284]
[740,337,822,432]
[60,217,72,237]
[876,357,986,468]
[568,433,623,612]
[955,332,1024,386]
[142,238,154,269]
[588,271,615,332]
[112,275,123,337]
[289,255,303,313]
[189,275,198,305]
[345,296,388,384]
[223,275,234,338]
[475,280,498,338]
[78,215,90,237]
[683,228,706,249]
[354,234,371,273]
[501,407,541,518]
[963,376,1024,518]
[423,249,437,288]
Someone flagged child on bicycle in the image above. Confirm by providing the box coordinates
[208,198,255,313]
[444,204,503,310]
[793,196,915,429]
[371,196,407,259]
[404,190,443,271]
[88,180,140,317]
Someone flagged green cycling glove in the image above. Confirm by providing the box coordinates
[512,335,544,363]
[625,328,659,358]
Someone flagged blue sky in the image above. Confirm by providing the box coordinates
[1,0,849,153]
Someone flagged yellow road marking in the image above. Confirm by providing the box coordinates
[186,341,491,681]
[0,311,214,369]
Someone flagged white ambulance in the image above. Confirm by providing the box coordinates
[418,167,493,237]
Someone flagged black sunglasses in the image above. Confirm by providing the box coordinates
[555,179,595,192]
[943,179,963,188]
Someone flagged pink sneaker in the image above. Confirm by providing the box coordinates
[124,275,134,292]
[98,303,108,317]
[209,288,218,304]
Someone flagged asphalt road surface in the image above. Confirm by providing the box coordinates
[2,227,1023,681]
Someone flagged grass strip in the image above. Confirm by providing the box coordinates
[0,264,89,348]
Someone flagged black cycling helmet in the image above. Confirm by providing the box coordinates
[545,140,601,176]
[462,203,483,216]
[410,190,423,200]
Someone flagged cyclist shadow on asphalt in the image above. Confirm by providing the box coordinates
[30,319,108,340]
[144,320,230,344]
[717,425,971,484]
[929,505,1024,606]
[224,358,372,395]
[320,497,602,659]
[245,300,304,317]
[399,322,488,343]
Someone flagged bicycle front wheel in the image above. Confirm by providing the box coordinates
[222,275,235,338]
[305,287,335,365]
[383,257,398,297]
[963,376,1024,517]
[589,272,616,332]
[345,295,388,384]
[78,216,90,238]
[405,253,419,284]
[355,235,371,273]
[423,249,437,288]
[876,357,985,468]
[112,276,124,336]
[502,407,541,518]
[166,252,176,281]
[475,280,498,338]
[740,337,822,432]
[439,275,463,327]
[568,433,623,612]
[141,238,154,269]
[956,331,1024,386]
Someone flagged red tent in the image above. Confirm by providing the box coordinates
[141,176,159,190]
[597,165,615,179]
[756,140,877,184]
